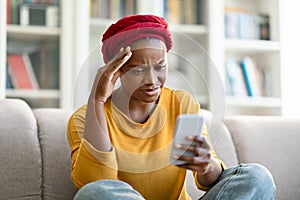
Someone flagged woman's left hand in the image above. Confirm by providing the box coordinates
[173,135,222,186]
[173,135,212,173]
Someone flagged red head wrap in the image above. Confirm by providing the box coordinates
[101,14,173,63]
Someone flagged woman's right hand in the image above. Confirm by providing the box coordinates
[83,47,132,151]
[89,46,132,103]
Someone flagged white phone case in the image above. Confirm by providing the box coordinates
[169,114,204,165]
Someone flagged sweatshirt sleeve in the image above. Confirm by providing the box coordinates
[66,105,118,189]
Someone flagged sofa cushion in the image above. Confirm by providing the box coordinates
[33,109,77,200]
[225,116,300,200]
[0,99,42,199]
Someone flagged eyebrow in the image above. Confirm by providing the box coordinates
[127,59,166,67]
[158,59,166,65]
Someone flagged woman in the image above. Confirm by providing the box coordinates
[67,14,275,200]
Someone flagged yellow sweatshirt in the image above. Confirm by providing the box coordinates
[67,87,225,200]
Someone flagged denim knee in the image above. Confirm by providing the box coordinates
[200,163,276,200]
[74,180,145,200]
[241,163,276,197]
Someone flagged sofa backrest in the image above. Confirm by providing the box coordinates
[225,116,300,200]
[33,109,77,199]
[0,99,240,200]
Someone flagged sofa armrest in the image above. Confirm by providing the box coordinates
[0,99,42,199]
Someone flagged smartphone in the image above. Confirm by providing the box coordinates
[169,114,204,165]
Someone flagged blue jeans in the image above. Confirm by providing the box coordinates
[73,163,275,200]
[200,164,276,200]
[73,179,145,200]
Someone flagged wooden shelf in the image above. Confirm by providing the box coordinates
[6,89,60,99]
[225,39,280,53]
[7,25,60,38]
[170,24,208,35]
[226,96,282,108]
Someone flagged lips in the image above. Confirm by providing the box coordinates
[141,87,161,96]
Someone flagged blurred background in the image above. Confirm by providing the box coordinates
[1,0,300,117]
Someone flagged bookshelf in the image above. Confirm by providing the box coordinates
[7,24,60,36]
[1,0,291,115]
[0,0,76,109]
[83,0,285,116]
[221,0,282,115]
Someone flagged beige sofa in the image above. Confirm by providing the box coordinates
[0,98,299,200]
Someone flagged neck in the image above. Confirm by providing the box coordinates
[112,88,158,123]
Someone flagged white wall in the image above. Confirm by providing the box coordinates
[280,0,300,117]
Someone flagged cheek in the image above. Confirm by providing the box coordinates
[120,73,143,90]
[158,69,168,83]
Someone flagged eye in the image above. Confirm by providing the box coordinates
[155,64,166,71]
[130,67,145,75]
[155,60,167,71]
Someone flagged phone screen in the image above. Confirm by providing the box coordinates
[169,114,204,165]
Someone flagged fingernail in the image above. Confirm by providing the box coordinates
[120,47,124,52]
[175,144,181,148]
[125,46,130,51]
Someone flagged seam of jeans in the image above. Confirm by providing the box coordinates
[215,164,242,200]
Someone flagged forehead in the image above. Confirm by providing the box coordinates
[130,38,166,50]
[122,39,167,71]
[126,39,167,65]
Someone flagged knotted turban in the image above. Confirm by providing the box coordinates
[101,14,173,63]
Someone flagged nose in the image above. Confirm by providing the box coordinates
[143,68,158,85]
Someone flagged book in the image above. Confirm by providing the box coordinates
[163,0,201,25]
[167,0,180,24]
[224,11,239,38]
[7,53,39,90]
[238,12,252,39]
[240,57,262,97]
[226,58,248,96]
[37,40,59,89]
[259,13,270,40]
[183,0,197,24]
[110,0,121,19]
[6,0,11,24]
[6,63,13,89]
[9,0,24,24]
[261,68,271,96]
[196,0,203,24]
[224,7,268,40]
[19,3,59,27]
[224,7,246,39]
[124,0,136,16]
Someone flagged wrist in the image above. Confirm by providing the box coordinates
[196,158,223,187]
